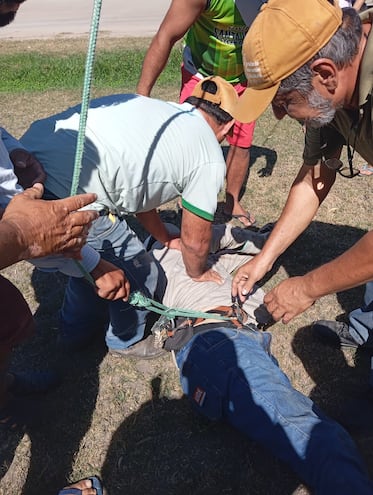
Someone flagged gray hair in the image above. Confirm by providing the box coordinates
[279,8,362,96]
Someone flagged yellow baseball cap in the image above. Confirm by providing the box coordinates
[191,75,239,119]
[235,0,343,123]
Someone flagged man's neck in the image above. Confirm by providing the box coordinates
[345,25,371,109]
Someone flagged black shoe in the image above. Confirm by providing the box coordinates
[312,320,363,349]
[108,335,166,360]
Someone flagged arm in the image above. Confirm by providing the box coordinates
[136,0,206,96]
[353,0,366,11]
[136,209,180,249]
[31,243,131,302]
[264,230,373,323]
[90,258,131,301]
[180,208,223,283]
[232,161,337,300]
[0,183,99,269]
[10,148,47,188]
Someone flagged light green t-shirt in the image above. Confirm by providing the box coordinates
[21,94,226,221]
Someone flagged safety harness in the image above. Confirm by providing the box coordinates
[129,291,254,352]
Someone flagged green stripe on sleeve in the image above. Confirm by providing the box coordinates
[181,198,214,221]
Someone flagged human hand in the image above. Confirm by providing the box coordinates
[264,277,315,323]
[192,268,224,285]
[90,258,131,301]
[164,237,181,250]
[232,256,271,302]
[10,148,47,188]
[2,183,99,259]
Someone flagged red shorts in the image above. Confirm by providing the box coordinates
[0,275,35,353]
[180,66,255,148]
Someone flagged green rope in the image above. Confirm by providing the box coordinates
[69,0,103,286]
[129,291,232,321]
[70,0,103,197]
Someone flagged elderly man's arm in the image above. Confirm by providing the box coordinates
[136,0,206,96]
[0,183,98,269]
[232,161,337,300]
[180,209,223,283]
[264,230,373,323]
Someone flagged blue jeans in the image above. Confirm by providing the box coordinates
[349,281,373,345]
[60,215,166,350]
[176,327,373,494]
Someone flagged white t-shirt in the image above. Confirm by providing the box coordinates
[0,128,23,209]
[0,127,100,275]
[21,94,226,222]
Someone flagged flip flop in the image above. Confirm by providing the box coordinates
[58,476,106,495]
[358,164,373,176]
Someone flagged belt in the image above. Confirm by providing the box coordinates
[189,305,247,330]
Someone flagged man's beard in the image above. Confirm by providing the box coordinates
[305,88,339,129]
[0,11,16,27]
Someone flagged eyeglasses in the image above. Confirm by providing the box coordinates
[324,120,360,179]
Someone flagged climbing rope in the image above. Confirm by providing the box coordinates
[129,291,232,321]
[70,0,103,285]
[70,0,103,197]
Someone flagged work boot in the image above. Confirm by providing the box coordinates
[312,320,373,349]
[108,335,166,360]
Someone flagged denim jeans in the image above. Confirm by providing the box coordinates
[176,327,373,494]
[60,215,166,350]
[349,281,373,345]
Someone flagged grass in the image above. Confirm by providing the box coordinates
[0,37,372,495]
[0,40,182,92]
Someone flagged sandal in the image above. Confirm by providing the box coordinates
[358,164,373,176]
[8,370,61,396]
[58,476,106,495]
[0,397,40,431]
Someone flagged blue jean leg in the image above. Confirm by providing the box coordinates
[60,216,166,350]
[176,327,373,494]
[349,281,373,345]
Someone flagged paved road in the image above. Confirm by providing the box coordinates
[0,0,170,39]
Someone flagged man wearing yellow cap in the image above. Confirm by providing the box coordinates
[232,0,373,352]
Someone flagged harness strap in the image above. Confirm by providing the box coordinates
[192,305,247,329]
[129,291,234,322]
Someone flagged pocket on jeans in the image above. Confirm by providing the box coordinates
[181,359,223,421]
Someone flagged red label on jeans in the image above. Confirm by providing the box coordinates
[193,386,206,407]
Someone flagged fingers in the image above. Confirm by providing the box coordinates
[95,282,130,301]
[21,182,45,199]
[66,209,99,231]
[15,160,27,169]
[232,272,254,303]
[57,193,98,212]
